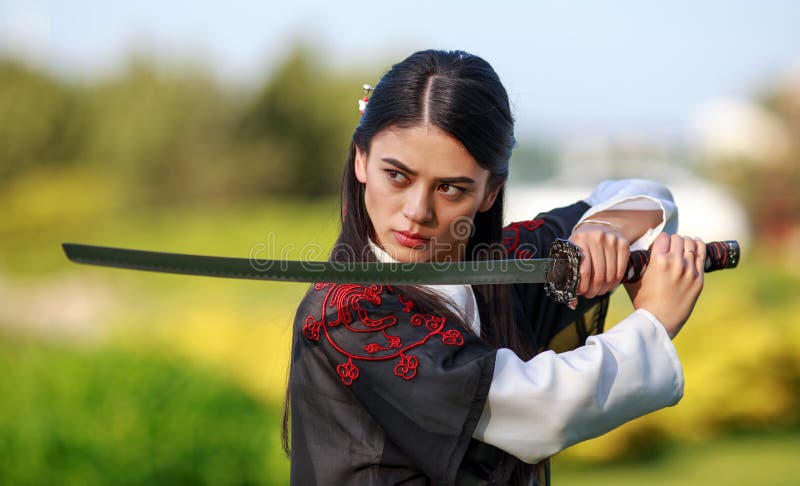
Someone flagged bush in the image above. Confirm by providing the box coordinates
[0,335,287,485]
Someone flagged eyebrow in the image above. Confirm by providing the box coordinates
[380,157,476,184]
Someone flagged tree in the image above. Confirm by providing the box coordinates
[239,45,359,197]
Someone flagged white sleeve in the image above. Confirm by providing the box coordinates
[578,179,679,251]
[472,309,684,464]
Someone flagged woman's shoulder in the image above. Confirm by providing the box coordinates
[502,200,591,258]
[293,283,429,336]
[293,283,488,388]
[296,283,412,316]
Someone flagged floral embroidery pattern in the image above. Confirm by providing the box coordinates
[410,313,446,331]
[397,294,414,312]
[336,358,359,386]
[302,315,322,341]
[503,219,545,259]
[393,353,419,380]
[441,329,464,346]
[304,284,464,386]
[363,333,402,354]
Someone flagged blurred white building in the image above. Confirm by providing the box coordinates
[691,97,792,165]
[506,169,750,248]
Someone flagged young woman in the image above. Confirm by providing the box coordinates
[287,50,704,485]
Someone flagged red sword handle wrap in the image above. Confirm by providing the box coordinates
[622,240,740,283]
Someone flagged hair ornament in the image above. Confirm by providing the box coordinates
[358,83,374,115]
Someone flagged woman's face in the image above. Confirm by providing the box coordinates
[355,125,501,263]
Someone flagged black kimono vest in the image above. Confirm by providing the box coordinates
[289,201,609,485]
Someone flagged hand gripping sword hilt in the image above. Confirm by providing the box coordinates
[622,240,740,284]
[544,239,741,305]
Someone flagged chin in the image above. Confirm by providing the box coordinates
[393,248,431,263]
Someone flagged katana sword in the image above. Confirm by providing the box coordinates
[61,239,740,304]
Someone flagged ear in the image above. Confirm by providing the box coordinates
[478,182,503,212]
[354,146,368,184]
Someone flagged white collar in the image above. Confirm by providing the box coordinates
[367,239,482,334]
[369,239,396,264]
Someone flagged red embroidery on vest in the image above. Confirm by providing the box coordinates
[337,358,359,386]
[394,353,419,380]
[303,284,464,386]
[520,219,546,231]
[410,313,446,332]
[441,329,464,346]
[362,343,383,354]
[385,334,402,348]
[363,332,402,354]
[503,219,545,258]
[398,294,414,312]
[303,315,322,341]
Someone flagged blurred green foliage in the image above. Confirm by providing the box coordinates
[553,430,800,486]
[239,46,357,197]
[0,46,362,205]
[0,60,85,178]
[0,334,285,486]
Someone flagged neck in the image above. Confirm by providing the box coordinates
[369,239,468,263]
[369,239,398,263]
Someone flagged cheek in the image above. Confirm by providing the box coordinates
[362,184,379,222]
[362,178,396,224]
[438,206,480,242]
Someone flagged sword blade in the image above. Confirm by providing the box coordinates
[61,243,552,286]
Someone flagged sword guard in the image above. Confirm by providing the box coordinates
[545,238,582,304]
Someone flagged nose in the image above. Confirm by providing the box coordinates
[402,187,434,224]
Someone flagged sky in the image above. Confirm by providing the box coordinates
[2,0,799,140]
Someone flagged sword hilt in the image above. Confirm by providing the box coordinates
[623,240,740,283]
[545,239,740,304]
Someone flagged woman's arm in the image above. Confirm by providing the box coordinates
[473,307,683,463]
[479,179,702,463]
[473,232,705,463]
[578,178,679,250]
[576,209,663,245]
[568,179,678,300]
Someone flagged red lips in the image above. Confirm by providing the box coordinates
[393,230,429,249]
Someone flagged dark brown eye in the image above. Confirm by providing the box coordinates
[439,184,465,197]
[385,170,409,184]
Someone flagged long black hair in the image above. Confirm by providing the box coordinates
[285,49,537,482]
[337,49,531,356]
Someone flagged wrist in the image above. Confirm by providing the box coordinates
[634,305,679,339]
[573,219,624,237]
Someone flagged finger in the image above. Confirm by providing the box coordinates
[682,236,698,274]
[601,238,618,295]
[597,233,619,295]
[588,243,606,298]
[578,246,591,296]
[615,239,630,284]
[652,232,671,255]
[694,237,706,277]
[683,237,697,255]
[670,234,685,256]
[568,297,578,310]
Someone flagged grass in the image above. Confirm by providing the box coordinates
[0,333,287,485]
[553,430,800,485]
